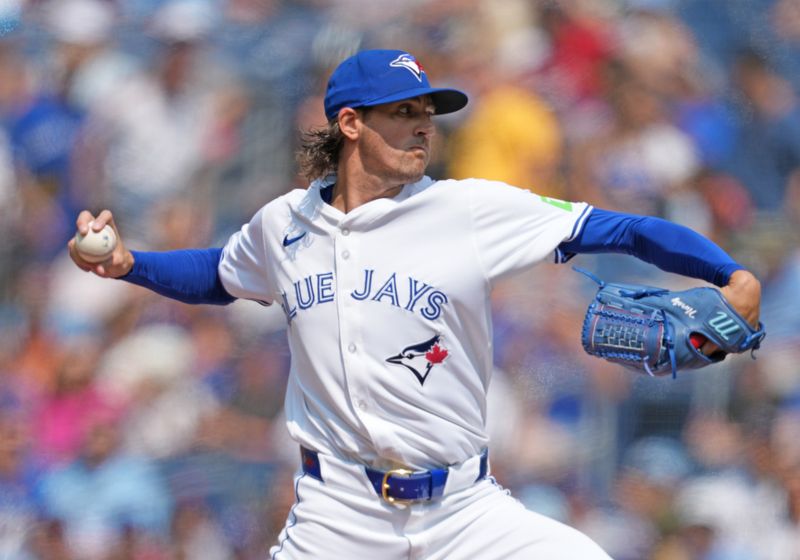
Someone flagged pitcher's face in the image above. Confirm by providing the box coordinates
[356,96,436,184]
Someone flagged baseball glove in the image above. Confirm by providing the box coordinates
[576,268,766,378]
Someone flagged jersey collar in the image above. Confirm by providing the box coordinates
[301,174,436,226]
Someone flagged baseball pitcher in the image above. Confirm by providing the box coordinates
[69,50,762,559]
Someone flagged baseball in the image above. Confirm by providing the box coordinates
[74,223,117,263]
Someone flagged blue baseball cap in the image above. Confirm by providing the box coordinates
[324,49,468,120]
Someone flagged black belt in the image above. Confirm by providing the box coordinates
[300,446,489,505]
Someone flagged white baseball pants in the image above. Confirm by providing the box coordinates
[269,450,613,559]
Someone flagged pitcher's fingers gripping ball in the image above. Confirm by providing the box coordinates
[577,268,766,378]
[74,221,118,263]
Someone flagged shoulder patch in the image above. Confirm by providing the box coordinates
[540,196,573,212]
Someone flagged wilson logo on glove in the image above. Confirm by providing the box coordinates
[708,311,741,341]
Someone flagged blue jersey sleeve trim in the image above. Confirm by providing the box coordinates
[557,208,744,286]
[120,248,236,305]
[566,204,594,242]
[554,205,593,264]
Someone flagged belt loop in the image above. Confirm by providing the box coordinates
[429,469,448,499]
[476,448,489,482]
[300,446,323,481]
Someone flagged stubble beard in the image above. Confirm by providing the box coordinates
[366,149,429,187]
[395,156,427,184]
[389,141,431,183]
[358,127,430,187]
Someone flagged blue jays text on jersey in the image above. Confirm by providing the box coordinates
[279,268,449,322]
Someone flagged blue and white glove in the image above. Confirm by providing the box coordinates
[577,268,766,378]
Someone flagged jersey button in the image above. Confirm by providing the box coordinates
[341,228,350,236]
[342,250,350,259]
[348,343,357,353]
[357,400,367,411]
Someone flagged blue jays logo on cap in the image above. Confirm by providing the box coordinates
[324,49,468,120]
[389,54,424,81]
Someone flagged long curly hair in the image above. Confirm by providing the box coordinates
[295,108,371,181]
[296,120,344,182]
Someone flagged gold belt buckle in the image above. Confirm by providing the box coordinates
[381,468,414,505]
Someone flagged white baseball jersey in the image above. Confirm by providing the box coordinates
[219,176,592,471]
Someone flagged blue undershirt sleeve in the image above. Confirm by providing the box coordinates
[120,248,237,305]
[558,208,743,287]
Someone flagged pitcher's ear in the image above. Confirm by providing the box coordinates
[337,107,361,140]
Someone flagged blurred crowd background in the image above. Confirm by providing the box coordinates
[0,0,799,558]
